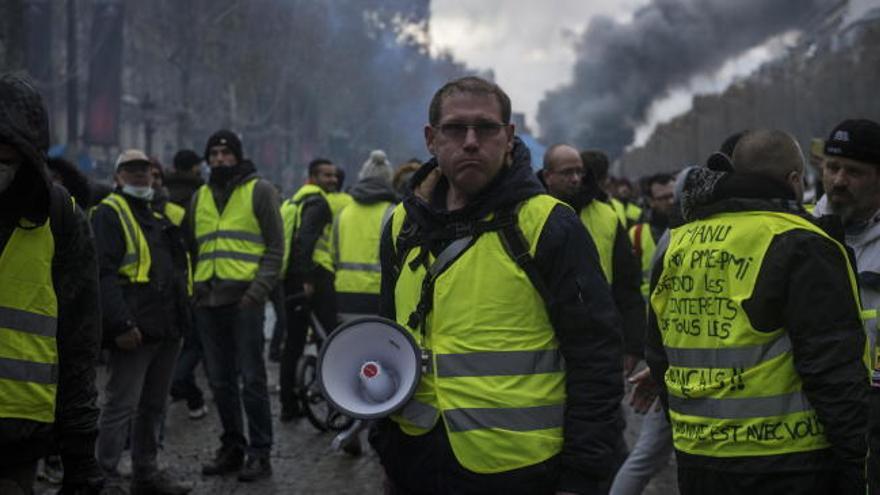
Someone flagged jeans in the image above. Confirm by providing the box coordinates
[610,405,673,495]
[197,304,273,456]
[96,339,182,480]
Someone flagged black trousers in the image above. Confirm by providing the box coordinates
[279,268,337,414]
[870,388,880,495]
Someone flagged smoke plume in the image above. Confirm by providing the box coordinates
[537,0,836,158]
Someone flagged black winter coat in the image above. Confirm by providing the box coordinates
[373,138,625,494]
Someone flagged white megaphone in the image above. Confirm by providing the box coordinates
[318,316,421,419]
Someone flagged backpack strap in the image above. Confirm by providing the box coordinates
[496,204,556,315]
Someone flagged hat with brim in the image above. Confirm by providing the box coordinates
[115,149,151,171]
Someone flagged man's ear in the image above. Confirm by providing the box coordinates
[425,125,436,155]
[506,124,516,151]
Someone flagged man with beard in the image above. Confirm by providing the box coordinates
[187,130,283,481]
[813,118,880,493]
[370,76,624,494]
[629,173,676,297]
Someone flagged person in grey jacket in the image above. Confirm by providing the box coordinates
[185,130,284,482]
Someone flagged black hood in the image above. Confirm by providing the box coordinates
[401,136,545,229]
[0,73,53,225]
[349,177,398,204]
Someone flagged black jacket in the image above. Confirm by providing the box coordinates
[91,190,191,347]
[164,169,203,207]
[0,74,102,485]
[286,186,333,284]
[373,138,625,494]
[646,170,869,492]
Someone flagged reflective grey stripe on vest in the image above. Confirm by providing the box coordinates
[0,306,57,338]
[198,251,261,263]
[0,356,57,384]
[429,237,473,277]
[337,262,381,272]
[436,349,563,378]
[668,391,813,420]
[398,399,438,429]
[445,404,564,432]
[196,230,264,245]
[666,334,792,369]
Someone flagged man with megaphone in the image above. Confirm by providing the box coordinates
[368,76,625,495]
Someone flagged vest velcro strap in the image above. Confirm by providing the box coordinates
[198,251,262,263]
[445,404,563,432]
[669,391,813,420]
[196,230,264,245]
[436,349,563,378]
[399,399,439,429]
[337,262,381,272]
[666,334,792,369]
[0,356,57,384]
[0,306,57,338]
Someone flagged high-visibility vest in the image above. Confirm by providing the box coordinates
[332,200,394,306]
[390,194,566,474]
[280,184,334,274]
[611,197,642,228]
[193,179,265,283]
[651,210,868,458]
[327,191,353,217]
[0,217,59,423]
[578,200,619,283]
[163,201,186,227]
[99,193,152,283]
[629,222,658,298]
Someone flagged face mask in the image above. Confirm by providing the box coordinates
[122,184,155,201]
[0,162,19,193]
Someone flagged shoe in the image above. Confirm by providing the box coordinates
[131,471,192,495]
[237,455,272,482]
[39,454,64,484]
[201,445,244,475]
[188,404,208,420]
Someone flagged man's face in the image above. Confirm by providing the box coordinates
[822,156,880,224]
[425,92,514,199]
[311,163,338,192]
[150,165,163,189]
[543,148,584,201]
[0,143,23,193]
[116,161,153,188]
[208,145,238,167]
[648,181,675,217]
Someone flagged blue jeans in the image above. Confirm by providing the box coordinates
[196,304,273,456]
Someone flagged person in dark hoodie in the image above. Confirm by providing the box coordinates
[91,149,192,495]
[47,156,94,208]
[370,76,624,494]
[332,149,398,317]
[186,130,283,481]
[646,130,869,494]
[0,73,103,494]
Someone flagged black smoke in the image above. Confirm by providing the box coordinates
[537,0,835,158]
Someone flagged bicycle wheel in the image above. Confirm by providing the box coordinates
[295,354,354,432]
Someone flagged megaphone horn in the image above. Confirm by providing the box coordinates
[318,316,421,419]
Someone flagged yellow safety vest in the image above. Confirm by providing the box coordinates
[99,193,152,283]
[0,217,59,423]
[629,223,658,298]
[578,200,619,283]
[611,197,642,228]
[327,191,354,217]
[163,201,186,227]
[281,184,334,274]
[390,194,566,474]
[193,179,265,282]
[651,210,867,458]
[332,200,394,297]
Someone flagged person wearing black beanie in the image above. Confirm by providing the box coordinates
[186,129,284,481]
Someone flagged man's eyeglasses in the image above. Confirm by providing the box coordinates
[436,122,508,141]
